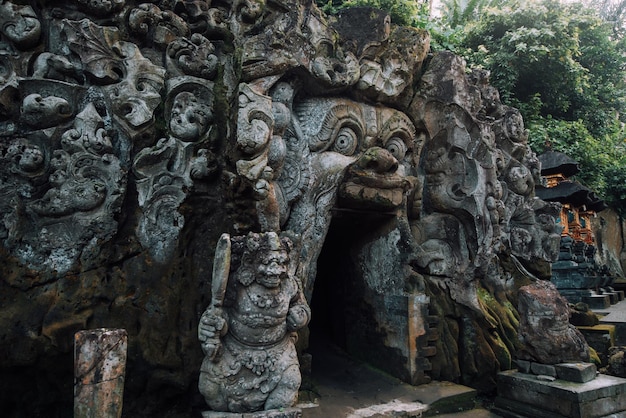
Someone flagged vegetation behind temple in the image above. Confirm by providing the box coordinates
[318,0,626,215]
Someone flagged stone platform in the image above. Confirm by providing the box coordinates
[494,370,626,418]
[597,298,626,345]
[203,409,302,418]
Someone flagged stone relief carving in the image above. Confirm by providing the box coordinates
[0,2,582,415]
[0,1,41,51]
[280,96,419,299]
[517,280,590,364]
[133,77,216,262]
[198,232,311,412]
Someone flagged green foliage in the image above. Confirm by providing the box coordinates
[316,0,424,26]
[439,0,510,28]
[527,116,626,214]
[315,0,626,213]
[461,0,626,135]
[459,0,626,213]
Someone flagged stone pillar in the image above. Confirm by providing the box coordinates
[74,328,128,418]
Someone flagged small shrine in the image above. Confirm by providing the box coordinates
[536,150,619,308]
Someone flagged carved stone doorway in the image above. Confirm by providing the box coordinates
[309,210,400,368]
[308,210,434,386]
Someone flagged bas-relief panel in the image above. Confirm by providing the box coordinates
[0,0,571,413]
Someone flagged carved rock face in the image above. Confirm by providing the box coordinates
[0,1,41,50]
[0,1,579,414]
[102,42,165,132]
[198,232,310,412]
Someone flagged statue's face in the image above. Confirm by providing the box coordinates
[294,98,416,212]
[256,248,288,288]
[169,92,212,141]
[18,145,44,172]
[506,164,533,196]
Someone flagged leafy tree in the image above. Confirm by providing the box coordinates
[591,0,626,38]
[459,0,626,212]
[461,0,626,133]
[438,0,505,28]
[315,0,426,26]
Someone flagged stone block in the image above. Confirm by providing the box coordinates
[515,359,531,373]
[555,363,597,383]
[202,408,302,418]
[530,362,557,377]
[74,329,127,418]
[606,292,620,305]
[496,370,626,418]
[583,294,611,309]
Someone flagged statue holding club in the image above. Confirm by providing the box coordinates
[198,232,311,413]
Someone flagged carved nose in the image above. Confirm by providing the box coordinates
[357,147,398,173]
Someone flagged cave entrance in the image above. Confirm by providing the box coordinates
[308,209,395,359]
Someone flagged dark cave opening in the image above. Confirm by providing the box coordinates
[308,210,394,351]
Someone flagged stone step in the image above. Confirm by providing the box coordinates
[597,299,626,345]
[299,338,479,417]
[494,370,626,418]
[577,324,616,364]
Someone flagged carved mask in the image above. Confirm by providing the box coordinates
[169,91,213,141]
[0,1,41,49]
[103,42,165,132]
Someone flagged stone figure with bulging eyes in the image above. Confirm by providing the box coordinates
[198,232,311,413]
[275,97,418,299]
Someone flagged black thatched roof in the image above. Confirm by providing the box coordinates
[538,150,580,177]
[535,181,607,212]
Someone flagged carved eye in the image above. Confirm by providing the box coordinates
[386,137,407,160]
[333,127,358,155]
[136,79,161,93]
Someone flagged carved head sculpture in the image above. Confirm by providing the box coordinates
[7,139,45,176]
[164,76,214,142]
[505,160,534,197]
[293,97,416,191]
[231,231,291,288]
[0,1,41,50]
[168,91,212,141]
[21,93,72,129]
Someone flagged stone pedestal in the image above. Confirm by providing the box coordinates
[201,408,302,418]
[494,370,626,418]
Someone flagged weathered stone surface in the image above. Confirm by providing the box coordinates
[555,363,597,383]
[202,408,302,418]
[74,328,127,418]
[530,362,557,378]
[517,280,590,364]
[495,370,626,418]
[605,346,626,378]
[198,232,310,412]
[0,0,570,415]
